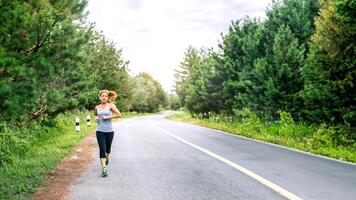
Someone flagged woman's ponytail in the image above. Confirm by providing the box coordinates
[108,91,117,103]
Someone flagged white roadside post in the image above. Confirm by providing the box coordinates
[86,115,91,127]
[75,117,80,132]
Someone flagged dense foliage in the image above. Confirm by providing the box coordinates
[174,0,355,127]
[0,0,167,124]
[301,0,356,126]
[131,72,168,113]
[172,0,356,160]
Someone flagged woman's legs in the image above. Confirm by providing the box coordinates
[96,131,114,176]
[96,131,107,167]
[105,131,114,161]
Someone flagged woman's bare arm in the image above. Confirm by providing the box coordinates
[94,106,99,122]
[110,103,122,119]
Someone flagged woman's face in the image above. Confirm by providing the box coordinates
[100,92,108,103]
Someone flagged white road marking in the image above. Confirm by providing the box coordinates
[153,124,303,200]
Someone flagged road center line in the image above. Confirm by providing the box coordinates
[153,124,303,200]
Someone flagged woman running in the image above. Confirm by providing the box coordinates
[95,90,121,177]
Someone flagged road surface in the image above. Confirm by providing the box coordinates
[68,113,356,200]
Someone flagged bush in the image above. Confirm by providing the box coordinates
[0,123,30,166]
[313,124,334,148]
[279,111,294,126]
[0,110,95,199]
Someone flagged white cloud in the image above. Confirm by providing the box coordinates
[86,0,272,93]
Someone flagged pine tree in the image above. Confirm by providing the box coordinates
[254,25,305,118]
[0,0,89,122]
[174,46,200,107]
[302,0,356,126]
[219,18,263,112]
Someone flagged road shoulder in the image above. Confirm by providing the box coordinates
[32,133,97,200]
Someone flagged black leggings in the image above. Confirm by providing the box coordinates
[96,131,114,158]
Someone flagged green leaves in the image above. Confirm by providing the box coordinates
[84,32,132,110]
[174,0,354,130]
[131,73,168,112]
[174,46,201,106]
[172,0,354,129]
[302,0,356,125]
[0,0,135,123]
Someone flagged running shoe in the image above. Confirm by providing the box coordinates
[101,167,107,177]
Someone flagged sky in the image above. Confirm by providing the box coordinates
[86,0,272,93]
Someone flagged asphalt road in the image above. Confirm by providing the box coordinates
[68,113,356,200]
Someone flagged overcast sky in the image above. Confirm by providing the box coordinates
[86,0,272,93]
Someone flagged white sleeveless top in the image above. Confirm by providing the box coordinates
[96,107,113,132]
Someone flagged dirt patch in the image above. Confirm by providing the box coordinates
[32,132,97,200]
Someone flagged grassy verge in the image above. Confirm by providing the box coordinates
[0,111,146,200]
[168,111,356,163]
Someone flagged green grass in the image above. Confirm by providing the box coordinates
[168,111,356,163]
[0,110,146,200]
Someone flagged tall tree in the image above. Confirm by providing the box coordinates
[219,18,264,113]
[219,0,317,118]
[131,72,167,112]
[264,0,318,54]
[253,25,305,118]
[0,0,134,122]
[0,0,90,122]
[301,0,356,125]
[174,46,200,106]
[184,49,225,114]
[84,32,132,110]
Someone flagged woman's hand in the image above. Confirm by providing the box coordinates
[95,116,99,122]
